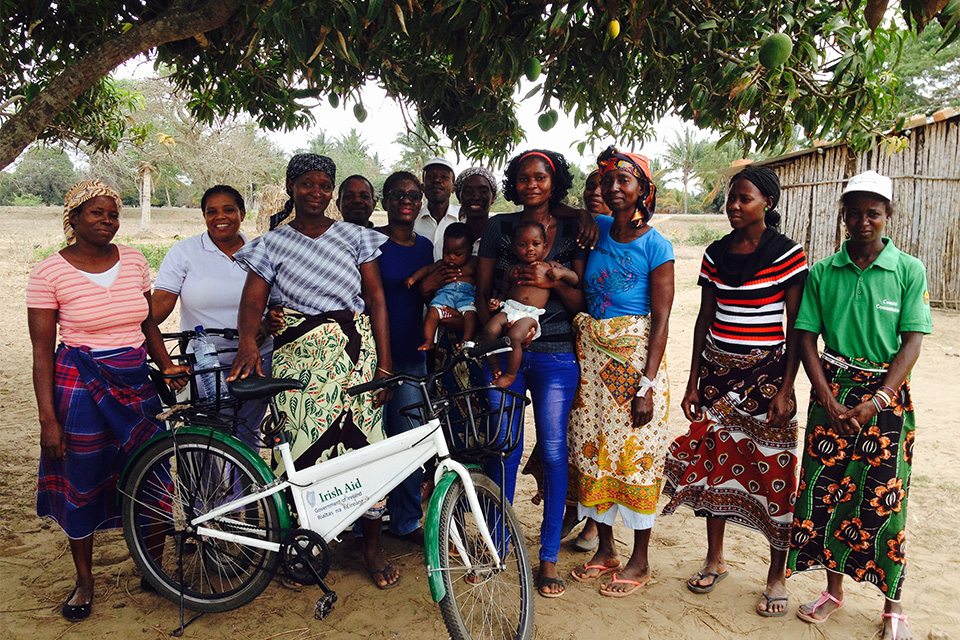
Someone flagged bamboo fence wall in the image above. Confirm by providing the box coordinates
[755,113,960,308]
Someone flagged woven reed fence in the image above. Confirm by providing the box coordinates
[730,111,960,308]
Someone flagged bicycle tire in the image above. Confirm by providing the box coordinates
[437,471,534,640]
[120,432,281,613]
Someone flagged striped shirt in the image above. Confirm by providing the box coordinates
[26,245,151,349]
[698,235,808,353]
[234,221,386,315]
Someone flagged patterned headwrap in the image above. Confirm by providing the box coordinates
[62,180,122,245]
[596,145,656,226]
[454,166,498,201]
[270,153,337,230]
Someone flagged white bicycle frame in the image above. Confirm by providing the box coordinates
[188,412,502,566]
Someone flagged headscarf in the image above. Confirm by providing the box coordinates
[62,180,122,245]
[454,167,498,201]
[596,145,656,226]
[270,153,337,230]
[729,165,781,229]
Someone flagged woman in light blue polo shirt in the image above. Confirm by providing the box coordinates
[787,171,932,640]
[153,185,273,447]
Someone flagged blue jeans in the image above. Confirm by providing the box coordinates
[384,359,428,535]
[484,351,579,563]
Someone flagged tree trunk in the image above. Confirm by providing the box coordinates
[682,166,690,216]
[0,0,240,170]
[139,164,153,233]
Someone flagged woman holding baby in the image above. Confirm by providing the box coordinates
[475,148,588,598]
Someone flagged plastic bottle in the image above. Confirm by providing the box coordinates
[192,325,229,400]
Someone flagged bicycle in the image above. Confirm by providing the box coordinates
[119,336,535,640]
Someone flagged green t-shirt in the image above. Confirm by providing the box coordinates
[795,238,933,363]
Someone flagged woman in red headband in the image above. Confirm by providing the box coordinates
[475,148,588,598]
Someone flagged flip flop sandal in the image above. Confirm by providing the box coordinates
[599,573,651,598]
[572,532,599,552]
[570,562,622,583]
[686,569,729,594]
[537,575,566,598]
[883,612,909,640]
[756,591,789,617]
[796,590,845,624]
[369,562,401,590]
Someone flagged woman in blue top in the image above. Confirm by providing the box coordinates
[568,147,675,598]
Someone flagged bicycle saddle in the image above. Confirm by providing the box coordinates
[229,376,305,400]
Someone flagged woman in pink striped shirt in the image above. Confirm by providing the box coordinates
[27,181,188,622]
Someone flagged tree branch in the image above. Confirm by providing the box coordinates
[0,0,241,170]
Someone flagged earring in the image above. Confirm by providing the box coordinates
[764,207,769,211]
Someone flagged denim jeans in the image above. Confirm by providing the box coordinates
[485,351,579,563]
[384,359,428,535]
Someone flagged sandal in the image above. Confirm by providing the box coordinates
[61,587,92,622]
[537,575,566,598]
[572,532,599,552]
[797,590,845,624]
[686,569,728,594]
[883,612,909,640]
[599,573,651,598]
[369,562,401,590]
[570,562,621,583]
[756,591,788,617]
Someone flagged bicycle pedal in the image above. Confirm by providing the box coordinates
[314,592,337,620]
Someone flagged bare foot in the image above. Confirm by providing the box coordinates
[882,601,911,640]
[492,373,516,388]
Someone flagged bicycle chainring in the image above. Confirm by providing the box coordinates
[280,529,331,585]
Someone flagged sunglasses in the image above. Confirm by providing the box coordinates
[386,189,423,202]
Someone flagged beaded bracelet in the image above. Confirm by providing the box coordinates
[871,396,884,413]
[879,385,897,398]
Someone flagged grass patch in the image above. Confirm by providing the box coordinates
[685,223,727,245]
[32,240,172,271]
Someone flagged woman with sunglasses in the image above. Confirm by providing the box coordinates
[372,171,435,546]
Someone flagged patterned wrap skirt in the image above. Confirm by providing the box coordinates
[568,313,669,525]
[271,311,385,491]
[37,344,164,539]
[661,337,798,550]
[787,350,914,600]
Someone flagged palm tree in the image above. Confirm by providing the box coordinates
[663,127,712,215]
[393,118,440,174]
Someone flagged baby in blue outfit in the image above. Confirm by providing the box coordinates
[405,223,478,350]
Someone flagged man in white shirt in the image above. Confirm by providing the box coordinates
[413,157,460,260]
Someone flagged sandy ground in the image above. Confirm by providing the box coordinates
[0,205,956,640]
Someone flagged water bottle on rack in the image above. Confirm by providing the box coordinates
[191,325,229,400]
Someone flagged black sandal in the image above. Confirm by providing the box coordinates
[537,575,566,598]
[61,587,92,622]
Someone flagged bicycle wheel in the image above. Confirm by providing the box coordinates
[120,432,281,613]
[437,471,534,640]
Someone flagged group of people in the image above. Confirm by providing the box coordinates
[28,143,930,640]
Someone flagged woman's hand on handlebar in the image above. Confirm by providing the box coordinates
[372,367,393,408]
[161,363,191,391]
[227,340,264,382]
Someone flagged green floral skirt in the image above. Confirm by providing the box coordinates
[787,350,914,600]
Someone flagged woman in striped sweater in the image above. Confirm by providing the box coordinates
[661,166,808,617]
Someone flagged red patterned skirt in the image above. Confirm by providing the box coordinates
[661,338,797,549]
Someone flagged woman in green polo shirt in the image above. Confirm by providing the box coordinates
[787,171,932,640]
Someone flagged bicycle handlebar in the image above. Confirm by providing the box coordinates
[345,336,512,397]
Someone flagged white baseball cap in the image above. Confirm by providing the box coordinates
[423,157,456,175]
[842,170,893,201]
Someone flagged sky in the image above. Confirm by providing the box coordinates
[118,56,689,178]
